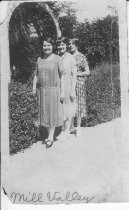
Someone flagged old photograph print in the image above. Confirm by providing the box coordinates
[9,1,120,153]
[1,0,127,205]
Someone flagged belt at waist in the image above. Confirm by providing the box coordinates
[38,86,60,89]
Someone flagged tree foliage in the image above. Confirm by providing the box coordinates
[9,2,58,81]
[74,15,119,67]
[9,1,119,82]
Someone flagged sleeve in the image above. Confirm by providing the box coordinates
[82,55,90,74]
[58,56,65,77]
[57,56,65,95]
[71,56,77,76]
[33,58,39,90]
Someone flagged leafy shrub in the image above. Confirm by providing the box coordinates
[9,80,40,155]
[84,61,121,126]
[74,15,119,68]
[9,62,121,154]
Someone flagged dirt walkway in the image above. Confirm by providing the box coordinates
[5,118,125,203]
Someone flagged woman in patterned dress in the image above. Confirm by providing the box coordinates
[56,37,77,140]
[33,38,65,148]
[68,38,90,137]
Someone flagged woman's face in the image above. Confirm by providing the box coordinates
[43,41,53,55]
[57,42,67,55]
[68,41,77,53]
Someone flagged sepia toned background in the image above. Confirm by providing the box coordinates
[1,0,129,206]
[6,0,121,155]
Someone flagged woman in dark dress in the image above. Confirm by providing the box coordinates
[68,38,90,137]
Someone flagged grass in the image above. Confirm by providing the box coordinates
[9,62,121,155]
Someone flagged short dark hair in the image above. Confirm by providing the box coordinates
[56,37,68,45]
[40,37,56,58]
[68,38,79,46]
[42,37,55,46]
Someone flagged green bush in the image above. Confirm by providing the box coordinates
[74,16,119,68]
[85,62,121,126]
[9,80,40,155]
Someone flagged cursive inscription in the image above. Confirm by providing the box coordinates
[10,191,95,203]
[11,192,43,203]
[47,191,95,203]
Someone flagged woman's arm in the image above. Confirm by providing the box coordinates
[77,55,90,77]
[77,71,89,77]
[58,57,65,101]
[60,74,65,100]
[33,75,37,92]
[71,58,77,99]
[33,61,38,93]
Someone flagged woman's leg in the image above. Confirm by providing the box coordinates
[62,116,73,139]
[56,120,67,140]
[46,127,55,148]
[48,127,55,141]
[70,116,76,132]
[57,118,71,140]
[76,115,82,137]
[65,117,72,132]
[77,115,81,127]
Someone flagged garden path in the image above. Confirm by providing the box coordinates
[5,118,128,203]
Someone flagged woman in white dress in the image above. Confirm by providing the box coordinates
[56,37,77,140]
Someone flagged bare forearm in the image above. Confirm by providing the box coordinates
[71,72,77,92]
[33,75,37,90]
[71,63,77,92]
[77,71,90,77]
[60,74,65,94]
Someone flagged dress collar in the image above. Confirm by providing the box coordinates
[73,50,79,57]
[60,52,69,60]
[43,53,54,60]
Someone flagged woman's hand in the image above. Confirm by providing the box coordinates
[60,92,65,102]
[33,88,37,96]
[70,90,76,102]
[77,72,87,77]
[77,72,90,77]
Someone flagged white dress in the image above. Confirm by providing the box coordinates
[60,52,77,120]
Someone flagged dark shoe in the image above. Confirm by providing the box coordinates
[41,141,46,145]
[53,137,58,142]
[70,129,76,135]
[46,140,53,148]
